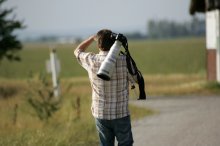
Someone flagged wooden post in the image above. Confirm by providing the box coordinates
[13,104,18,125]
[207,49,216,80]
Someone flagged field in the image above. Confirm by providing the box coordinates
[0,37,220,145]
[0,37,206,78]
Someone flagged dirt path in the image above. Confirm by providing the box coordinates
[131,96,220,146]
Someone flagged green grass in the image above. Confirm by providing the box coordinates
[0,37,206,79]
[128,37,206,74]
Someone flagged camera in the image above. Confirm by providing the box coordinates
[111,33,127,46]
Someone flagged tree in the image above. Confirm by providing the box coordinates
[0,0,24,62]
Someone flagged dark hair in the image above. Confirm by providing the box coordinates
[96,29,115,51]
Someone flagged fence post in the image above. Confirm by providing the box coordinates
[46,47,61,99]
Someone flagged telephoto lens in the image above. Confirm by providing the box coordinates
[97,34,123,80]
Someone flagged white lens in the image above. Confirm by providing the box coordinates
[97,40,122,80]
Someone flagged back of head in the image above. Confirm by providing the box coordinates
[96,29,115,51]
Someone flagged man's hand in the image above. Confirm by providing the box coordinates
[74,35,96,54]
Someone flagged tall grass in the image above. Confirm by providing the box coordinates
[0,78,154,146]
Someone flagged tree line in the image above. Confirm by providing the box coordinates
[125,17,205,40]
[147,17,205,39]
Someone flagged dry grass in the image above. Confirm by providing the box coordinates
[144,74,206,96]
[0,77,154,146]
[0,73,219,145]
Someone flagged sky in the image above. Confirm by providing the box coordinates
[3,0,200,38]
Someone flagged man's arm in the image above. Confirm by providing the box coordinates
[74,35,96,56]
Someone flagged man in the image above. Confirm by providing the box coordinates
[74,29,135,146]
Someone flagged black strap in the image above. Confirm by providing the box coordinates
[122,40,146,100]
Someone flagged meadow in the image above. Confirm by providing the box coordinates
[0,37,220,146]
[0,37,206,78]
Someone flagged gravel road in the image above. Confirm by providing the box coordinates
[131,96,220,146]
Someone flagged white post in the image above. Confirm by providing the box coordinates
[206,11,217,50]
[206,10,217,81]
[50,48,60,98]
[216,10,220,83]
[206,9,220,83]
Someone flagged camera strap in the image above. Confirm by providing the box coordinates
[121,42,146,100]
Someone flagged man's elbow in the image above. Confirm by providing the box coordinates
[74,48,79,57]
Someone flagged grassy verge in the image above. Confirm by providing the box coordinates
[0,73,220,145]
[0,78,153,146]
[144,74,220,96]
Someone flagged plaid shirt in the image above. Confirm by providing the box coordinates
[74,49,135,120]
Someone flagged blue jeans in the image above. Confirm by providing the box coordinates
[95,116,133,146]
